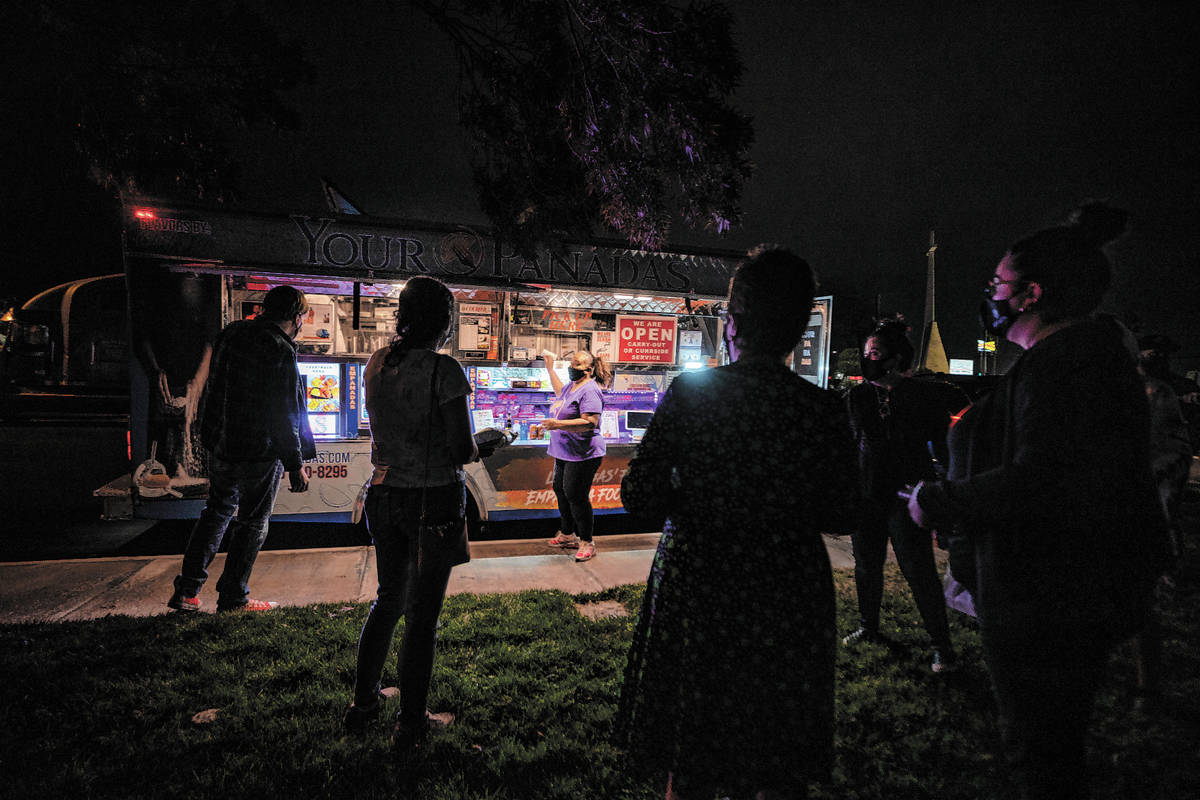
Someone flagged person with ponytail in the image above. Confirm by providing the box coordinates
[539,348,613,562]
[343,276,477,748]
[907,204,1170,800]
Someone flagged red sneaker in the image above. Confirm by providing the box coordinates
[219,598,279,612]
[167,593,200,612]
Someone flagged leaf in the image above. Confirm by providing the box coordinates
[191,708,221,725]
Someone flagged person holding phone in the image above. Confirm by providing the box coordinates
[907,204,1169,799]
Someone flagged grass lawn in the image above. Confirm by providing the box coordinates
[3,540,1198,799]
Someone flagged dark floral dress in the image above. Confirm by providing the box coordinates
[617,357,857,793]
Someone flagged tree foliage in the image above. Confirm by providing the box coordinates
[9,1,312,202]
[417,0,753,254]
[8,2,751,253]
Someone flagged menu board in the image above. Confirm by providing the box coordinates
[299,363,341,412]
[356,360,370,425]
[472,366,561,390]
[792,296,833,388]
[458,302,499,360]
[298,361,342,438]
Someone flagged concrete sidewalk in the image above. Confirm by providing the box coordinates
[0,533,857,625]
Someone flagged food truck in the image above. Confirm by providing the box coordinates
[99,202,832,527]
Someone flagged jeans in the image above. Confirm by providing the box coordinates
[983,622,1113,800]
[353,482,461,726]
[173,456,284,609]
[552,457,602,543]
[851,498,953,650]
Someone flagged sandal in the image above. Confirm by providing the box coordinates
[548,532,579,548]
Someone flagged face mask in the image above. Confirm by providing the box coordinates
[860,356,894,382]
[567,367,588,382]
[980,296,1019,337]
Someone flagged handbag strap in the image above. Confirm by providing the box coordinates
[419,355,441,523]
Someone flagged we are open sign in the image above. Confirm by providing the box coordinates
[616,316,677,364]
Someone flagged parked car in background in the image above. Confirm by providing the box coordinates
[0,274,129,420]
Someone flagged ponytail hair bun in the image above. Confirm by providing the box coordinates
[1069,202,1129,249]
[590,352,614,389]
[871,313,911,340]
[1008,201,1128,321]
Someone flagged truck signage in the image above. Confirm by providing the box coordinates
[125,206,742,297]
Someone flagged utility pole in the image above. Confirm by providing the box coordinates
[917,230,949,373]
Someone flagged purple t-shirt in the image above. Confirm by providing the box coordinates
[547,379,606,461]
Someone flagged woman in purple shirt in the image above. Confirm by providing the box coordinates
[540,348,613,561]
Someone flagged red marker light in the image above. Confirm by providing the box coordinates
[949,404,972,429]
[133,208,156,220]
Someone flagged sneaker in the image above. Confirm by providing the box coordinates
[393,709,454,752]
[167,592,200,613]
[841,627,880,647]
[343,691,387,734]
[548,531,579,548]
[218,598,278,612]
[575,541,597,562]
[931,649,961,674]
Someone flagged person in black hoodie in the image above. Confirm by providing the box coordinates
[843,316,963,672]
[908,203,1170,800]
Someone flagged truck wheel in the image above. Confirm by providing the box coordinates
[465,494,484,539]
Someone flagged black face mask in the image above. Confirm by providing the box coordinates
[980,296,1019,337]
[567,367,588,382]
[860,356,894,382]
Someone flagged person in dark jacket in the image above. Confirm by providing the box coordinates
[167,285,315,613]
[908,204,1169,800]
[843,316,963,672]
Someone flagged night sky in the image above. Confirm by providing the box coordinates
[9,1,1199,369]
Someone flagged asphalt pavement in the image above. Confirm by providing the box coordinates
[0,533,858,625]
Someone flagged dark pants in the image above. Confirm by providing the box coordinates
[552,457,603,543]
[173,456,283,609]
[983,622,1113,800]
[851,499,952,650]
[353,482,460,727]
